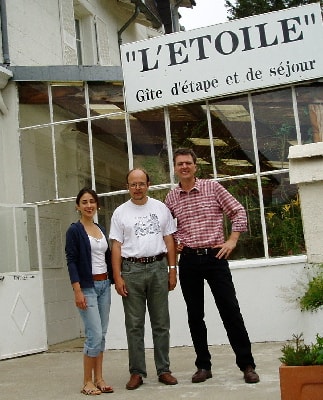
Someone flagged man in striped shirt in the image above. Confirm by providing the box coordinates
[165,148,259,385]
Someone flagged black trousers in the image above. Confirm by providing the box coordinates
[178,253,256,371]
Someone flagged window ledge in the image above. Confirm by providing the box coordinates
[230,254,307,270]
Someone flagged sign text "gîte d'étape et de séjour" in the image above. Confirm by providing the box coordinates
[120,3,323,113]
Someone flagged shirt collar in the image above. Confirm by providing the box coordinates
[177,177,200,193]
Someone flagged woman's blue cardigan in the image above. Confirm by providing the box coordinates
[65,221,113,288]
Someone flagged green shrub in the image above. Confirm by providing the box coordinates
[299,265,323,312]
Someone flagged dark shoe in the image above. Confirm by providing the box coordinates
[243,366,260,384]
[158,372,178,385]
[126,374,143,390]
[192,369,212,383]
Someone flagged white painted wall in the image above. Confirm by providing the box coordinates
[107,257,319,349]
[6,0,162,67]
[8,0,64,66]
[289,143,323,264]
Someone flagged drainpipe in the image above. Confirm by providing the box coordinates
[118,3,140,47]
[0,0,10,66]
[0,0,12,115]
[172,0,184,32]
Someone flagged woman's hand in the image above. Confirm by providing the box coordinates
[74,289,87,309]
[114,277,128,297]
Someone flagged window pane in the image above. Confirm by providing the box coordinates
[91,115,129,193]
[99,193,129,235]
[19,207,39,272]
[88,83,129,192]
[264,174,305,257]
[147,188,169,202]
[130,108,170,184]
[208,96,255,177]
[88,83,125,118]
[221,178,264,260]
[169,102,213,179]
[296,82,323,144]
[51,84,87,122]
[252,88,296,172]
[0,207,39,273]
[55,122,91,198]
[18,82,50,128]
[20,127,56,203]
[75,19,82,65]
[0,207,16,273]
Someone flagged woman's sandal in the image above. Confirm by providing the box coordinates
[81,382,102,395]
[95,379,114,393]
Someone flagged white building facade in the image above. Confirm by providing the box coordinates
[0,0,322,360]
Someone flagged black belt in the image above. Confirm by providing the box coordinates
[123,253,165,264]
[182,247,218,256]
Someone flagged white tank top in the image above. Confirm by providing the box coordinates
[88,233,108,275]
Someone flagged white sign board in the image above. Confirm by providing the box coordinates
[121,3,323,113]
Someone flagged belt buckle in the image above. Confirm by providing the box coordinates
[196,248,207,255]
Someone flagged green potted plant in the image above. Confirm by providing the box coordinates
[279,333,323,400]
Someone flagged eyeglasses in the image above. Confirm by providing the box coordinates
[128,182,147,189]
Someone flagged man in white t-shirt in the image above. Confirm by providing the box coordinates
[109,168,178,390]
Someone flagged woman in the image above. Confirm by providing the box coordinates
[66,187,114,395]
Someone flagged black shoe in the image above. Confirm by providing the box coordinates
[192,369,212,383]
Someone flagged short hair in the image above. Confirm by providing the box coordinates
[173,148,197,164]
[76,187,99,207]
[126,168,150,184]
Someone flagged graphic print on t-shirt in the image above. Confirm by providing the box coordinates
[134,213,161,237]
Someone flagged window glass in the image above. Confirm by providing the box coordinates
[169,101,213,179]
[51,84,87,122]
[221,177,264,260]
[252,88,296,172]
[147,188,170,203]
[98,193,129,235]
[55,122,91,199]
[130,108,170,184]
[18,82,50,127]
[88,83,125,118]
[21,207,39,272]
[20,127,56,203]
[75,19,83,65]
[88,83,129,193]
[264,173,305,257]
[0,207,16,273]
[296,82,323,144]
[18,79,307,261]
[0,206,39,273]
[208,96,255,177]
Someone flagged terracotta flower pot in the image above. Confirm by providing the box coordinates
[279,364,323,400]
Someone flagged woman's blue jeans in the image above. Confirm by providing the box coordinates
[79,280,112,357]
[121,259,170,377]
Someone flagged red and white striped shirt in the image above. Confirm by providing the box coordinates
[165,178,247,248]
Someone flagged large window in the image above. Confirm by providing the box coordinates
[18,80,321,260]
